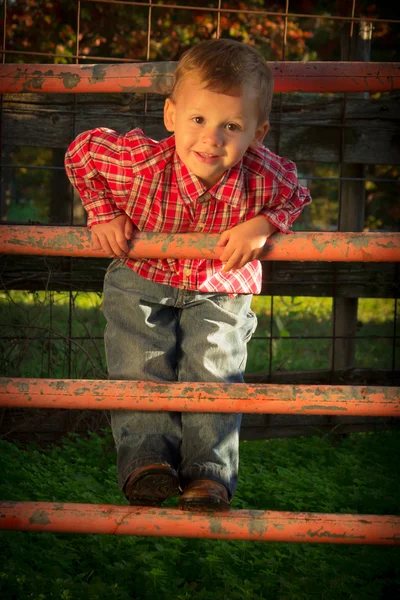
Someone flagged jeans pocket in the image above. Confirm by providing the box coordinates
[105,258,125,278]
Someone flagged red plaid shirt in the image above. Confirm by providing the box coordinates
[65,128,311,294]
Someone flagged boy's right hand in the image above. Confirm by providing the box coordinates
[90,214,134,258]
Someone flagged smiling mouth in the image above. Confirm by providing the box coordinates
[194,151,221,162]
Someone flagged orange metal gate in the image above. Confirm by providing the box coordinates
[0,58,399,544]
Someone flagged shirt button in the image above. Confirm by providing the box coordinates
[202,193,211,201]
[197,222,205,230]
[184,268,191,276]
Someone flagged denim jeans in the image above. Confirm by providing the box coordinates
[102,260,257,498]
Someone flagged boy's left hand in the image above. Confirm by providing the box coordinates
[217,216,278,272]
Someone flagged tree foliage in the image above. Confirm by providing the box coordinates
[5,0,399,63]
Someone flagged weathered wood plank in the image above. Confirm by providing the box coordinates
[0,408,397,443]
[264,262,400,298]
[2,62,399,94]
[3,93,399,164]
[332,26,370,371]
[0,256,398,298]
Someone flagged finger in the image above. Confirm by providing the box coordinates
[218,245,233,263]
[97,233,116,257]
[222,250,242,272]
[234,250,257,270]
[124,218,134,240]
[233,256,251,270]
[115,231,129,255]
[219,240,239,263]
[108,234,129,258]
[90,230,102,250]
[216,231,230,247]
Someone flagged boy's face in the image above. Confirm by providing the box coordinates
[164,77,269,188]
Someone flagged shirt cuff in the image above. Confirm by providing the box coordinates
[260,212,294,235]
[86,209,125,228]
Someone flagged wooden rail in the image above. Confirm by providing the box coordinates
[1,226,399,263]
[1,62,399,94]
[1,501,399,544]
[1,378,399,417]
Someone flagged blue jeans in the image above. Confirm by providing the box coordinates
[103,261,257,499]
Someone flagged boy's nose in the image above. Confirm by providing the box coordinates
[201,126,223,146]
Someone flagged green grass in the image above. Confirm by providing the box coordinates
[0,292,397,378]
[0,430,399,599]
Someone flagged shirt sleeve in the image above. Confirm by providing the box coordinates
[64,127,133,227]
[259,157,312,234]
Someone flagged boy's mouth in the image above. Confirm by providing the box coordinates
[194,151,221,163]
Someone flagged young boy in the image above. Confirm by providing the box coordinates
[65,39,311,511]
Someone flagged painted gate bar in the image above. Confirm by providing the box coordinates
[0,501,399,545]
[1,378,399,417]
[1,226,399,263]
[1,62,399,94]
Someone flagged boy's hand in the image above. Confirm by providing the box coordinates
[217,216,277,272]
[91,214,134,258]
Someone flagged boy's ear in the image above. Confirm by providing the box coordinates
[251,121,269,148]
[164,98,176,132]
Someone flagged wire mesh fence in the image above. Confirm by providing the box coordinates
[0,0,399,405]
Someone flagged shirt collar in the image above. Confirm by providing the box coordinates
[174,150,244,207]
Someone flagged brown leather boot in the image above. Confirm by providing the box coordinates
[178,479,231,512]
[125,464,180,506]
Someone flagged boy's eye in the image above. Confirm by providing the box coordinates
[226,123,240,131]
[192,117,204,124]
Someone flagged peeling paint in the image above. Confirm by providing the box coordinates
[89,64,108,84]
[359,519,372,524]
[60,72,80,89]
[306,528,365,540]
[74,387,91,396]
[29,509,51,525]
[22,71,45,92]
[301,405,345,412]
[209,518,230,535]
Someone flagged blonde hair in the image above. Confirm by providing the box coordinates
[171,39,274,124]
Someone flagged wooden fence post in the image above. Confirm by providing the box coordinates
[333,20,373,371]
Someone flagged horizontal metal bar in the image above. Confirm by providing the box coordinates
[1,378,399,416]
[1,62,399,94]
[0,501,398,544]
[1,226,399,263]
